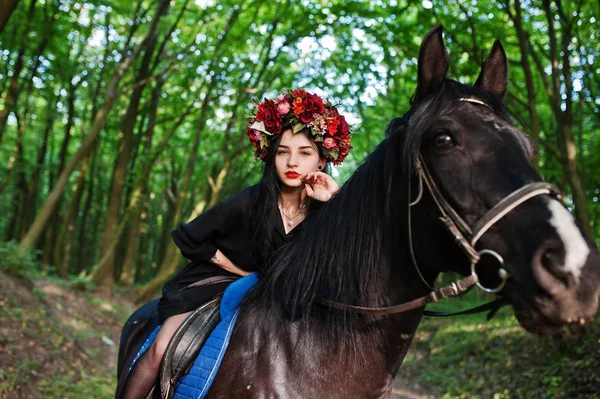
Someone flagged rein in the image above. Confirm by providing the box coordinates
[320,97,561,318]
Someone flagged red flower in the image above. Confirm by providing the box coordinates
[256,99,282,134]
[293,97,305,116]
[298,93,325,124]
[336,114,350,138]
[290,89,309,99]
[290,90,324,123]
[327,117,340,135]
[247,127,260,151]
[339,148,349,160]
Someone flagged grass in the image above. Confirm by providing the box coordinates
[37,373,116,399]
[400,295,600,398]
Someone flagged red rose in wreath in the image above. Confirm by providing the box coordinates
[256,99,282,134]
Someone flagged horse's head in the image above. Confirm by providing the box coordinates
[404,27,600,334]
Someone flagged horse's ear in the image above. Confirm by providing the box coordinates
[416,26,449,99]
[475,40,508,99]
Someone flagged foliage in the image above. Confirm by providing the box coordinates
[0,240,43,277]
[0,1,598,289]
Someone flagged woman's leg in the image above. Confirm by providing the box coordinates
[121,311,191,399]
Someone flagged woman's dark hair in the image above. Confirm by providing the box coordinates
[249,128,327,267]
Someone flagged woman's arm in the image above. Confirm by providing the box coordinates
[210,249,251,276]
[171,186,256,264]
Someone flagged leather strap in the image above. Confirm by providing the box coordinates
[184,275,238,289]
[159,297,221,399]
[417,155,560,263]
[470,182,559,245]
[319,274,478,316]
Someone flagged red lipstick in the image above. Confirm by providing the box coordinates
[285,171,300,179]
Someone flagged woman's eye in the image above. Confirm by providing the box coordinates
[301,151,311,156]
[434,133,454,149]
[277,150,288,155]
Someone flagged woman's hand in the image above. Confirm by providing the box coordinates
[303,171,339,202]
[211,249,251,276]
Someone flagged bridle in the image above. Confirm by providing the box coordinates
[321,98,561,317]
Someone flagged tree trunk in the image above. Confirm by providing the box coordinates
[120,75,164,285]
[84,83,200,282]
[4,111,27,241]
[53,156,90,277]
[0,0,37,144]
[120,198,144,286]
[134,86,219,302]
[71,17,110,272]
[539,0,591,235]
[157,172,178,268]
[558,10,590,235]
[58,80,78,177]
[75,146,98,273]
[92,33,161,289]
[509,0,541,167]
[18,0,170,253]
[0,0,19,35]
[40,118,56,266]
[0,18,50,197]
[41,81,77,266]
[18,94,55,238]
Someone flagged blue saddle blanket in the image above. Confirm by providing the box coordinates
[131,273,258,399]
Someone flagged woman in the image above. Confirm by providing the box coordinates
[121,89,353,398]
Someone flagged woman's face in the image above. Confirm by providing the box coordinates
[275,129,325,189]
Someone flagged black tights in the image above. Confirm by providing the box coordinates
[120,349,160,399]
[120,311,190,399]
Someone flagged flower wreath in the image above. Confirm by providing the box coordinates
[246,89,353,165]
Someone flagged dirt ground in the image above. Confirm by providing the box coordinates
[0,272,134,398]
[0,272,434,398]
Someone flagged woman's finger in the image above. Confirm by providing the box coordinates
[305,183,314,197]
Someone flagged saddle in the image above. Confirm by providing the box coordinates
[116,275,253,399]
[158,296,221,399]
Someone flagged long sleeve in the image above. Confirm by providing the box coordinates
[171,185,256,261]
[163,185,256,293]
[170,202,225,263]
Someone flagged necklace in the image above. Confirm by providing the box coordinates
[278,202,306,227]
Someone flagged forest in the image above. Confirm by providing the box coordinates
[2,1,600,398]
[0,1,599,302]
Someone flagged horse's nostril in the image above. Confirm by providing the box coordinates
[535,246,571,290]
[541,250,558,271]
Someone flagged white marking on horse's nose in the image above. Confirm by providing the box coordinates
[547,198,589,279]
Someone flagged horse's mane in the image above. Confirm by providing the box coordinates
[244,79,510,342]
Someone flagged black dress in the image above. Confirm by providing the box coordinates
[157,184,305,323]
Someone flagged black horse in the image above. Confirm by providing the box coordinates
[118,27,600,398]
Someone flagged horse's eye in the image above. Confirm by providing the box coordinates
[434,133,454,149]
